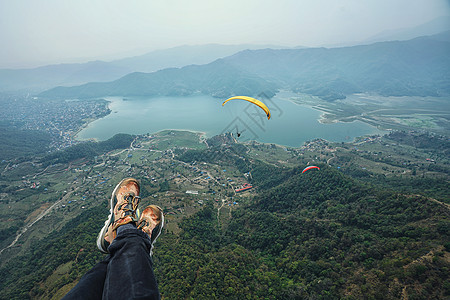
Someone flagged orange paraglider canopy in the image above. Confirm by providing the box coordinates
[302,166,320,173]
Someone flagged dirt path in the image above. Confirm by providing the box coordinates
[327,153,336,165]
[408,194,450,211]
[0,187,79,255]
[428,197,450,210]
[400,245,448,299]
[109,148,128,157]
[217,199,226,225]
[2,162,10,174]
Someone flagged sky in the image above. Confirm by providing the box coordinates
[0,0,449,69]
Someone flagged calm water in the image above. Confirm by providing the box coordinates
[76,92,385,147]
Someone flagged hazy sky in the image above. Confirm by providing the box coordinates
[0,0,449,68]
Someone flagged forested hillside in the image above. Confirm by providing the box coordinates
[0,132,448,299]
[155,146,449,299]
[40,133,135,165]
[0,122,52,160]
[156,172,449,299]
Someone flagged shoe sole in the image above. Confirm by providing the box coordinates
[149,206,164,256]
[96,178,140,253]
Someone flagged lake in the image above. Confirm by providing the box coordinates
[76,92,385,147]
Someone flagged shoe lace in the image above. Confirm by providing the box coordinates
[137,210,161,238]
[137,219,150,232]
[119,194,140,220]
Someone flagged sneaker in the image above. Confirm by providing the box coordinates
[137,205,164,256]
[97,178,141,253]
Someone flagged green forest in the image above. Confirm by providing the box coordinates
[40,133,135,165]
[0,130,448,300]
[0,122,52,160]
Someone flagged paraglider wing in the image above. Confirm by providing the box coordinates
[302,166,320,173]
[222,96,271,120]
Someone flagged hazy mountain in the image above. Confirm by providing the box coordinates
[223,31,450,99]
[0,60,132,93]
[111,43,289,73]
[39,60,278,99]
[40,32,450,100]
[0,44,285,94]
[3,16,449,95]
[321,16,450,48]
[362,16,450,44]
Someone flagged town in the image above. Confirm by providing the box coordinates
[0,94,110,151]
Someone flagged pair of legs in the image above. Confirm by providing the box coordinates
[63,178,164,300]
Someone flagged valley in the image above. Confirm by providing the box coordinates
[1,3,449,299]
[0,123,448,298]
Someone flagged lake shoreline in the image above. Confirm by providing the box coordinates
[74,94,386,147]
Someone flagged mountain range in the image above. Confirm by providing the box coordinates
[1,16,449,96]
[0,44,285,93]
[360,15,450,45]
[39,31,450,101]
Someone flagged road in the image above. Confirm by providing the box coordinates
[0,186,79,255]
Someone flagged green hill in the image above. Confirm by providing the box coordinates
[39,60,278,99]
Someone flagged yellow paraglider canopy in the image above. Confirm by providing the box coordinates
[222,96,271,120]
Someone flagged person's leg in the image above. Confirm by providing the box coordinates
[97,178,164,300]
[102,224,160,300]
[64,178,163,299]
[61,259,108,300]
[63,178,140,299]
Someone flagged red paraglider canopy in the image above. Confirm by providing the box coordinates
[302,166,320,173]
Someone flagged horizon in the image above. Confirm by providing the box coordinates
[1,27,450,71]
[1,0,449,69]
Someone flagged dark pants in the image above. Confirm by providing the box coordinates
[62,227,160,300]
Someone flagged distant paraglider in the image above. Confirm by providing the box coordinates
[222,96,271,120]
[302,166,320,173]
[236,128,246,138]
